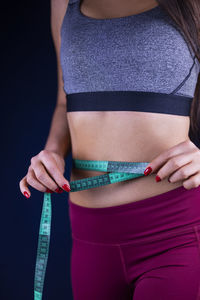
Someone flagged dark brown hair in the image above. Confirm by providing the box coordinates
[157,0,200,140]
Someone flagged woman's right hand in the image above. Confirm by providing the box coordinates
[19,149,71,198]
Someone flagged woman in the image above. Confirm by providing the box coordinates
[20,0,200,299]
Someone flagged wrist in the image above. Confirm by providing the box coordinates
[44,145,66,158]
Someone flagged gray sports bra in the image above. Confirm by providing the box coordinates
[60,0,200,116]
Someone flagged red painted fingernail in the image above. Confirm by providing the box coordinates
[144,167,152,176]
[23,191,30,198]
[62,184,71,192]
[155,175,161,182]
[46,188,54,194]
[55,188,64,193]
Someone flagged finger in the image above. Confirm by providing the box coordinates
[26,166,54,193]
[155,151,195,181]
[19,176,31,198]
[182,172,200,190]
[144,139,194,175]
[32,161,61,192]
[168,161,200,183]
[39,152,71,191]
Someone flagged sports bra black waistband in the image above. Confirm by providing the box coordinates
[65,91,193,116]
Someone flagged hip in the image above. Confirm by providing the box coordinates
[68,182,200,244]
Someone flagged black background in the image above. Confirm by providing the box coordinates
[2,0,200,299]
[2,0,73,299]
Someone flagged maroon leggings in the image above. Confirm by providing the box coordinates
[68,186,200,300]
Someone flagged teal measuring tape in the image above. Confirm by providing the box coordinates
[34,159,149,299]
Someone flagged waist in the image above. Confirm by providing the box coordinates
[67,119,190,206]
[69,159,184,207]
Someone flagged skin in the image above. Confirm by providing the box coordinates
[19,0,200,208]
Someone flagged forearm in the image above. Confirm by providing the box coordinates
[44,103,71,158]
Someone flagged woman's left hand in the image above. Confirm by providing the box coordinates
[143,139,200,190]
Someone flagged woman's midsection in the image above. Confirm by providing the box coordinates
[67,111,190,208]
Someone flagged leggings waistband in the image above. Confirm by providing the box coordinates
[68,185,200,244]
